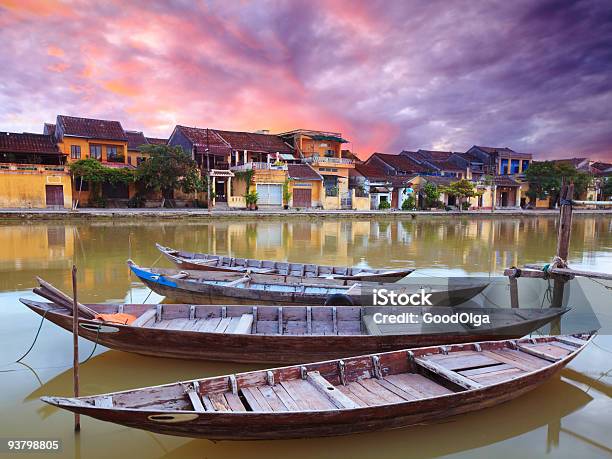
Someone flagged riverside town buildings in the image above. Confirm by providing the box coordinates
[0,114,610,210]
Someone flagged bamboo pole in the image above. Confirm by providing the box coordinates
[71,265,80,432]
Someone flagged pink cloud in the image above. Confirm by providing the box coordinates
[0,0,610,160]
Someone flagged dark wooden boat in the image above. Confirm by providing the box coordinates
[20,298,569,364]
[156,243,413,282]
[128,261,489,306]
[42,333,593,440]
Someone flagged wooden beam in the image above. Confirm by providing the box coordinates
[230,314,253,334]
[186,383,206,412]
[509,276,519,308]
[306,371,360,409]
[414,357,483,390]
[516,344,561,362]
[131,309,157,328]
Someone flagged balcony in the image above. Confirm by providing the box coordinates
[303,156,354,167]
[230,162,287,171]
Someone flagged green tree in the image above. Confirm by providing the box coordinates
[525,161,592,208]
[421,182,440,208]
[401,195,416,210]
[136,145,204,207]
[439,179,481,212]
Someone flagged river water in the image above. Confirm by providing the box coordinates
[0,215,610,458]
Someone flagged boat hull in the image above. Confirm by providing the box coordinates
[23,301,567,364]
[42,349,582,440]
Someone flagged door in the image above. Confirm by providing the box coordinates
[256,184,282,205]
[391,190,399,208]
[215,179,227,202]
[293,188,312,207]
[501,192,508,207]
[45,185,64,207]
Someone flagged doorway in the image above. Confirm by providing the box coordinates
[45,185,64,207]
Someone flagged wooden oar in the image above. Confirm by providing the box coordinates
[34,277,97,319]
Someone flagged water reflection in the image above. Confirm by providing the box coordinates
[1,216,610,301]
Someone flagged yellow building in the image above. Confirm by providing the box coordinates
[0,131,72,208]
[279,130,355,206]
[45,115,133,206]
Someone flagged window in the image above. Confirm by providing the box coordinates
[325,149,334,157]
[127,156,132,165]
[70,145,81,159]
[90,144,102,160]
[106,146,123,162]
[522,160,530,172]
[500,158,509,175]
[510,159,520,174]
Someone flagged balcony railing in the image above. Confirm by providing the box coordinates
[230,162,288,171]
[0,163,69,173]
[303,156,354,165]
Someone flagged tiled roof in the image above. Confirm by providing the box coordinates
[472,145,532,159]
[146,137,167,145]
[57,115,127,141]
[371,153,432,173]
[473,145,516,155]
[287,164,322,181]
[43,123,56,137]
[125,130,148,151]
[455,151,484,163]
[354,163,388,181]
[414,149,454,161]
[175,126,294,156]
[0,132,62,155]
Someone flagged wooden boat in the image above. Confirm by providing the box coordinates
[41,333,593,440]
[128,261,489,306]
[20,298,569,364]
[156,243,414,282]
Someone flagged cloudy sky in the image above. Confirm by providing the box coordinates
[1,0,611,160]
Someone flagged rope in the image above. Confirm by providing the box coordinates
[15,309,49,363]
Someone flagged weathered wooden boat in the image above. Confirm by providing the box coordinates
[128,261,489,306]
[156,243,413,282]
[20,297,569,364]
[42,333,593,440]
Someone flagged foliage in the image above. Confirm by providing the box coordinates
[234,169,255,196]
[439,179,482,212]
[70,158,135,184]
[136,145,204,196]
[70,158,135,206]
[421,182,440,208]
[525,161,593,207]
[401,195,416,210]
[245,191,259,206]
[461,201,471,210]
[378,200,391,210]
[282,179,292,205]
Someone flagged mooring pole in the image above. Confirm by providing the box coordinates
[555,181,574,265]
[71,265,80,432]
[550,182,574,334]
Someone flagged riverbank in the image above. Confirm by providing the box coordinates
[1,207,612,220]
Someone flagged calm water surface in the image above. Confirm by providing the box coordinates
[0,215,610,458]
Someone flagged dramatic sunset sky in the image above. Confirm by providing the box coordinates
[1,0,611,160]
